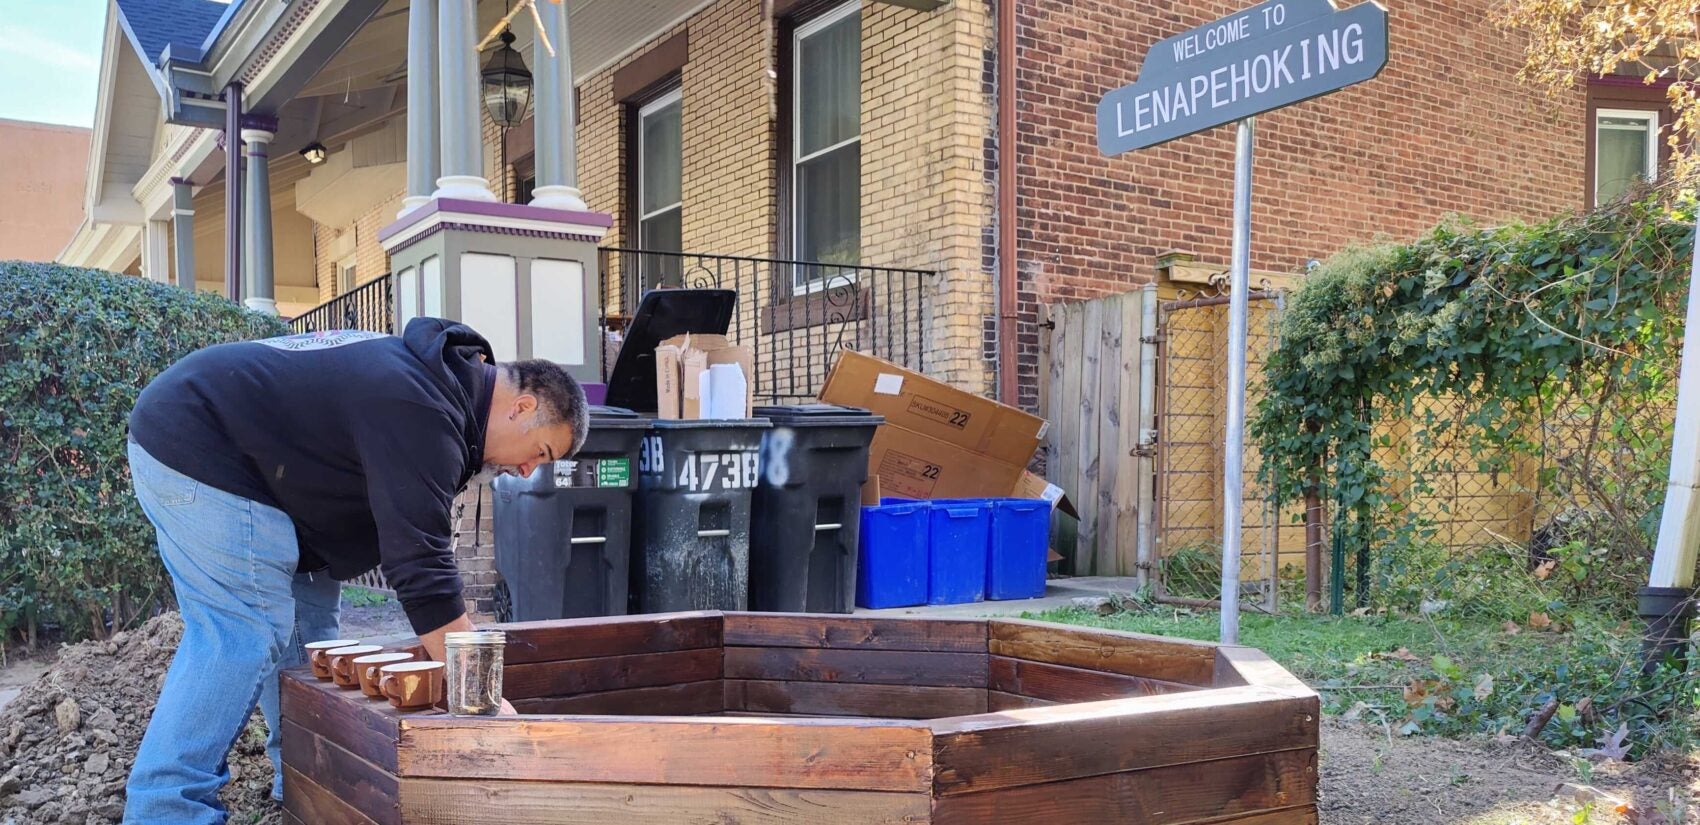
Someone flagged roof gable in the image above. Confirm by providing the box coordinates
[113,0,238,66]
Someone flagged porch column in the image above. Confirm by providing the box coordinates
[434,0,495,201]
[401,0,440,216]
[241,127,277,315]
[170,177,195,289]
[223,83,243,302]
[142,220,170,283]
[529,0,585,211]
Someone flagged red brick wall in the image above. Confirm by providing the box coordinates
[1011,0,1587,410]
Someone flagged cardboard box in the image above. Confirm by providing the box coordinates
[867,427,1027,501]
[655,345,683,419]
[819,350,1048,466]
[657,334,755,419]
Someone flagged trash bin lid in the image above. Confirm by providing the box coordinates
[604,288,737,413]
[586,404,650,429]
[752,403,884,427]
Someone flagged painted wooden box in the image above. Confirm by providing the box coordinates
[280,612,1319,824]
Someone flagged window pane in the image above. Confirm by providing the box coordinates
[797,143,860,273]
[639,206,682,289]
[1596,115,1653,204]
[798,10,860,157]
[641,99,682,214]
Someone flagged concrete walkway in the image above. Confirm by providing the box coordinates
[853,576,1142,618]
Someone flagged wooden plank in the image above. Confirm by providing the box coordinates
[1052,303,1081,573]
[722,647,988,688]
[281,720,400,825]
[280,670,401,773]
[986,690,1057,712]
[1195,807,1319,825]
[930,686,1318,795]
[397,716,934,791]
[988,656,1189,703]
[285,813,307,825]
[503,647,722,700]
[930,748,1318,825]
[1119,290,1145,577]
[283,764,381,825]
[721,613,987,653]
[725,679,987,719]
[987,619,1218,686]
[511,680,724,716]
[1215,647,1313,694]
[1096,294,1124,576]
[397,778,931,825]
[1076,298,1104,575]
[492,612,722,665]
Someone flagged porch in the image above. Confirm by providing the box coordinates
[288,247,933,403]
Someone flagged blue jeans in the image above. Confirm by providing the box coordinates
[123,442,341,824]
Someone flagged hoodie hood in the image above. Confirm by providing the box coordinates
[402,317,496,473]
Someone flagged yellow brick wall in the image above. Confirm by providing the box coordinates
[573,0,996,396]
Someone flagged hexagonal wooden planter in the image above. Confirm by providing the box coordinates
[280,612,1318,825]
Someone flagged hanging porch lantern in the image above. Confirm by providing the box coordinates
[481,30,533,128]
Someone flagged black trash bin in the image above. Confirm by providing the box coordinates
[631,418,771,613]
[748,404,883,613]
[491,406,648,621]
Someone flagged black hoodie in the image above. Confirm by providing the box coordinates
[129,318,495,635]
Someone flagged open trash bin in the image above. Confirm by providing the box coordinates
[492,406,648,621]
[631,418,771,613]
[748,404,883,613]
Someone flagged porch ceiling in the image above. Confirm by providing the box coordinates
[297,0,708,101]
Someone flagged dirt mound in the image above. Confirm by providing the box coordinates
[0,614,279,825]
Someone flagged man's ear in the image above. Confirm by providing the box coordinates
[514,394,539,417]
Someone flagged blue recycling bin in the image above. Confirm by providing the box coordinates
[926,500,990,605]
[985,499,1050,600]
[856,501,929,609]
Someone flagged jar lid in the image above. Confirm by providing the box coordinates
[444,630,506,646]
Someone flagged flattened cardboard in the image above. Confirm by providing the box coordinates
[655,345,683,420]
[820,350,1047,467]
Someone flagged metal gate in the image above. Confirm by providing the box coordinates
[1153,289,1289,612]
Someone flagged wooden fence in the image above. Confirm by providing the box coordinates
[1042,290,1155,578]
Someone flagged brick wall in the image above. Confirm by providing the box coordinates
[1012,0,1588,412]
[574,0,997,394]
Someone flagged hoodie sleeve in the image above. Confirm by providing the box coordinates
[355,400,468,635]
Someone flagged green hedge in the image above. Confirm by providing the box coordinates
[0,261,287,643]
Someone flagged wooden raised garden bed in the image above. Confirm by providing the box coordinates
[280,612,1319,824]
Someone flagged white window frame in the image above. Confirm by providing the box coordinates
[637,87,684,247]
[790,0,862,296]
[1594,108,1659,203]
[337,255,358,294]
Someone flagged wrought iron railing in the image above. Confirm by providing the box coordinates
[599,248,932,404]
[288,276,394,334]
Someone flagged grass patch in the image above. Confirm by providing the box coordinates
[1037,605,1698,759]
[341,586,391,608]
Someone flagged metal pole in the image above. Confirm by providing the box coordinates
[223,83,243,304]
[1640,208,1700,667]
[1220,117,1254,645]
[1135,282,1160,589]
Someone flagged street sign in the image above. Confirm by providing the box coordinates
[1096,0,1388,155]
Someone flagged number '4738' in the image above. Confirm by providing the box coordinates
[675,452,759,492]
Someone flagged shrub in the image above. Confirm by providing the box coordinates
[0,261,287,644]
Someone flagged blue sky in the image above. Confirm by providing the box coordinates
[0,0,107,127]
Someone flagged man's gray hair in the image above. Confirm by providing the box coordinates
[501,360,589,457]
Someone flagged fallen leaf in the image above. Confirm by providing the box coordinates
[1383,647,1422,663]
[1474,673,1496,700]
[1503,620,1522,635]
[1534,559,1557,580]
[1342,701,1370,722]
[1399,720,1421,736]
[1351,607,1372,617]
[1403,679,1437,706]
[1529,611,1553,630]
[1594,723,1631,761]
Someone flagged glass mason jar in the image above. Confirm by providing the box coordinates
[443,630,506,716]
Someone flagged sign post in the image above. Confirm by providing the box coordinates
[1095,0,1387,643]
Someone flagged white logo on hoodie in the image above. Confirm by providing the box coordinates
[256,330,389,351]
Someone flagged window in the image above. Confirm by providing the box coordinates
[636,87,683,290]
[337,257,358,294]
[1594,109,1658,206]
[514,171,536,206]
[790,1,861,290]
